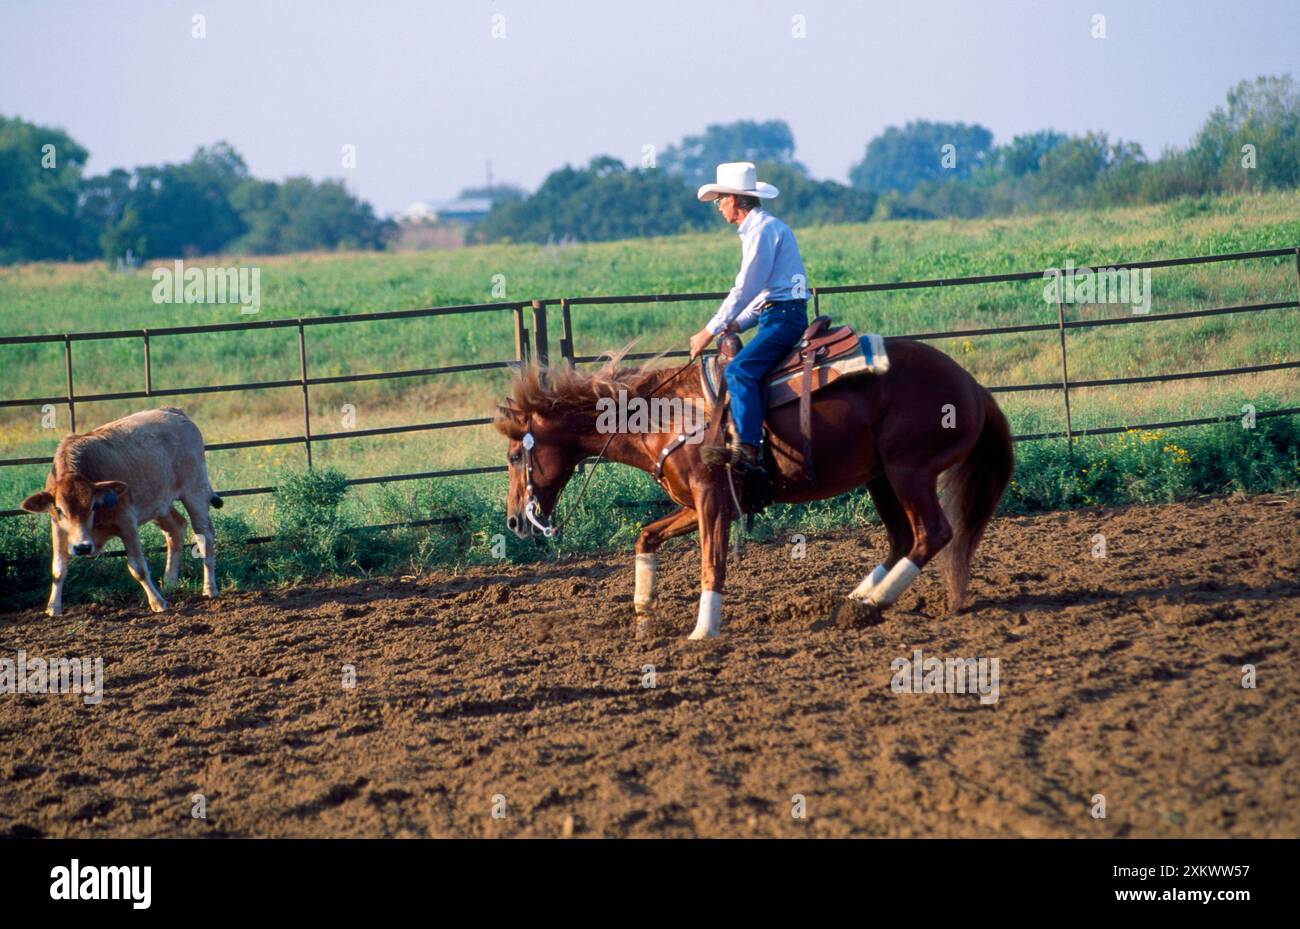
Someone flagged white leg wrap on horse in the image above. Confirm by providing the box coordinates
[688,590,722,639]
[634,553,657,611]
[867,558,921,607]
[849,564,889,600]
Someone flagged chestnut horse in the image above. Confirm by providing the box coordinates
[494,339,1014,639]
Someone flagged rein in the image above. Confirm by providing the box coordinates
[518,352,701,538]
[654,355,701,393]
[519,415,617,539]
[550,427,617,538]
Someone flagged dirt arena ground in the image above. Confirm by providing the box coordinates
[2,493,1297,838]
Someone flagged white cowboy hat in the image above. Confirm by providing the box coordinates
[696,161,779,202]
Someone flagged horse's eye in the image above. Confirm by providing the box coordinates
[509,451,522,465]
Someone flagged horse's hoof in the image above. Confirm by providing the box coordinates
[635,613,671,639]
[830,597,882,628]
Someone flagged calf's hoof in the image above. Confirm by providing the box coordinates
[45,606,62,618]
[148,599,169,613]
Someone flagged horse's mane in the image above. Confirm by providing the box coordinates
[494,344,686,437]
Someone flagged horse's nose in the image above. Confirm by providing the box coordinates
[72,542,92,556]
[506,514,519,532]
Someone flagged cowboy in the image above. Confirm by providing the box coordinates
[690,161,808,471]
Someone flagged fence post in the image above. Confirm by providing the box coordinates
[559,298,575,368]
[513,304,530,364]
[63,334,76,434]
[531,300,549,369]
[143,329,152,397]
[1054,269,1075,450]
[297,320,313,469]
[812,287,820,317]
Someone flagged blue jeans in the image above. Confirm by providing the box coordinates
[724,300,808,447]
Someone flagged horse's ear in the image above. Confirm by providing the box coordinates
[494,404,525,437]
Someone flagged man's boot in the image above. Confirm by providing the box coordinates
[700,440,761,470]
[700,443,731,466]
[728,441,762,472]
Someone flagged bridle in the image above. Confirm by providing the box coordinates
[511,355,699,538]
[517,420,555,537]
[516,414,616,539]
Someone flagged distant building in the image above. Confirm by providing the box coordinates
[434,197,494,224]
[397,197,494,226]
[398,200,438,224]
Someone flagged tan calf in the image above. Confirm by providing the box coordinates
[20,407,222,616]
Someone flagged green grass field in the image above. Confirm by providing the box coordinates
[2,190,1298,609]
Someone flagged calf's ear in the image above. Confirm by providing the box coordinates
[21,491,54,513]
[93,481,128,508]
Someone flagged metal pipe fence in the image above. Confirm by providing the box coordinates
[1,246,1297,532]
[0,301,531,518]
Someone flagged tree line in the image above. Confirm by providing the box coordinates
[2,74,1295,264]
[479,73,1298,242]
[0,125,393,265]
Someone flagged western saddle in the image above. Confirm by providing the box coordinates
[698,315,889,483]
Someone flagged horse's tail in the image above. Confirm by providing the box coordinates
[939,387,1014,613]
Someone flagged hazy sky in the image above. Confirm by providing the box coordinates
[2,0,1292,215]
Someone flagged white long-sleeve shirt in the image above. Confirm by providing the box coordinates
[705,208,808,336]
